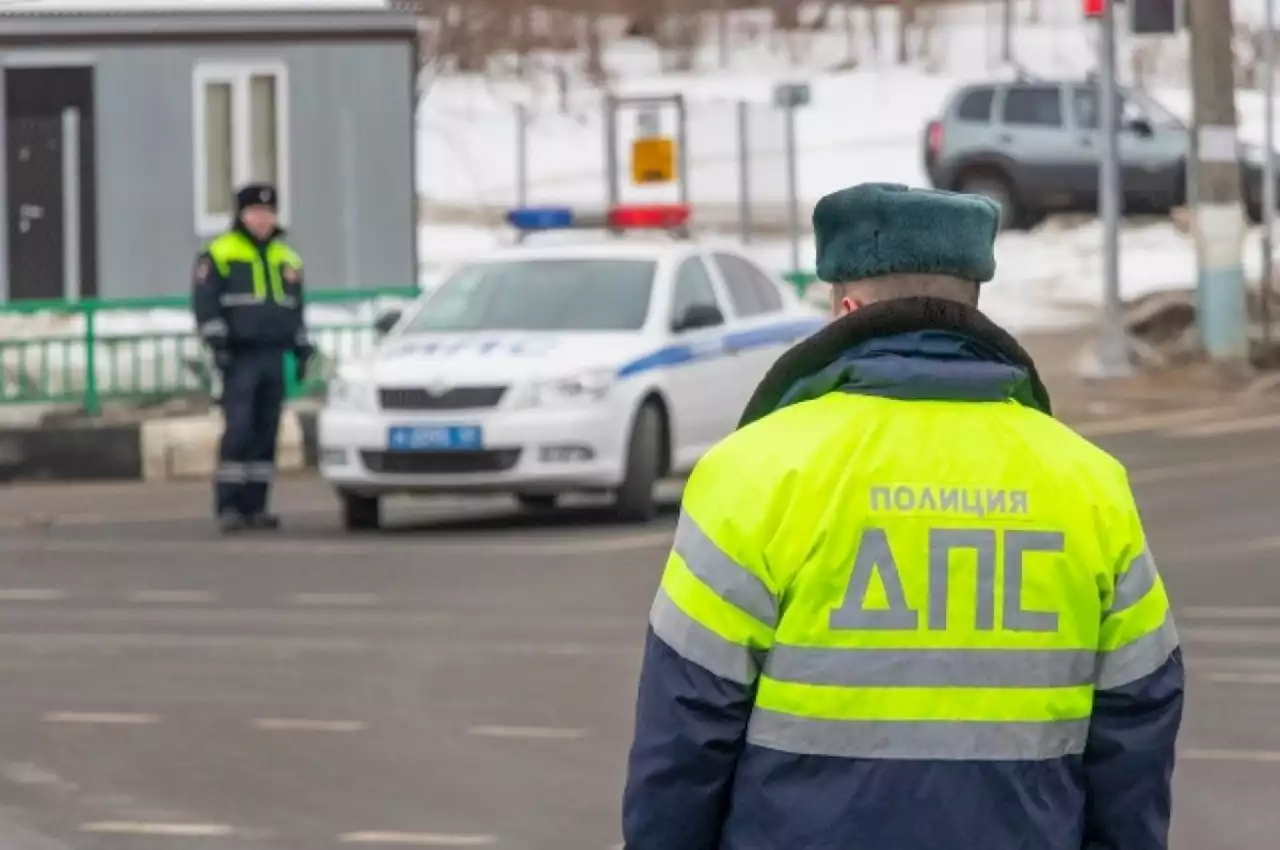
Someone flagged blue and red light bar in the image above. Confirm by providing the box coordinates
[505,203,691,233]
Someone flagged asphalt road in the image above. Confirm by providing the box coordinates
[1,404,1279,850]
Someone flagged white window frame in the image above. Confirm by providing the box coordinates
[192,60,291,236]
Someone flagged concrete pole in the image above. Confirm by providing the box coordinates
[1189,0,1249,363]
[1097,0,1130,376]
[1262,0,1276,346]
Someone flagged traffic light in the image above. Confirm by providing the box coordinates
[1130,0,1183,34]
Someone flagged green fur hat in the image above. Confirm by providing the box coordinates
[812,183,1000,285]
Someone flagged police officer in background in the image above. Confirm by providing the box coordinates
[193,183,314,533]
[623,183,1184,850]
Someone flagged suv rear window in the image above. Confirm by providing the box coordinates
[1001,85,1063,127]
[955,88,995,122]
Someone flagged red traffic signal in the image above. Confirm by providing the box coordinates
[1083,0,1105,17]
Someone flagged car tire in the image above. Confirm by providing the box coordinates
[516,493,558,511]
[958,171,1021,230]
[614,403,662,524]
[340,491,381,531]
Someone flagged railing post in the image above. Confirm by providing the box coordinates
[83,301,100,416]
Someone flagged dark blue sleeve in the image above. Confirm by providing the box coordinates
[622,628,755,850]
[1083,649,1185,850]
[192,252,227,348]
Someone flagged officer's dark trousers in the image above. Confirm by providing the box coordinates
[215,348,286,517]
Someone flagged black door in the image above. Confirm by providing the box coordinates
[4,67,98,301]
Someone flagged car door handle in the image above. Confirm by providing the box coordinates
[997,133,1014,144]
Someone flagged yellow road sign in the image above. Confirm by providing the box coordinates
[631,137,676,185]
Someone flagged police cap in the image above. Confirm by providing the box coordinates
[812,182,1000,285]
[235,183,278,214]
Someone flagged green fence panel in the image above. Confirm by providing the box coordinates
[0,273,817,415]
[0,287,418,414]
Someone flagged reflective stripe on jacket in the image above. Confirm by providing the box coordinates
[193,228,306,350]
[622,297,1184,850]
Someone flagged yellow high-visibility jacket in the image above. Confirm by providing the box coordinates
[622,296,1183,850]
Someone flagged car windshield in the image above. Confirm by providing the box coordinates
[402,258,657,333]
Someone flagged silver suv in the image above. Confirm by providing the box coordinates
[923,76,1273,229]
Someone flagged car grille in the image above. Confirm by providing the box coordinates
[360,449,521,475]
[378,385,507,411]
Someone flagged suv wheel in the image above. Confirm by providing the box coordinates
[958,172,1020,230]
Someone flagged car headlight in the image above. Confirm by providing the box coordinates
[326,378,376,412]
[527,368,615,407]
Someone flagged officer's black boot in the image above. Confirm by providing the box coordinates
[246,513,282,530]
[218,510,248,534]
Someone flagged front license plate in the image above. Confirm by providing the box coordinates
[387,425,483,451]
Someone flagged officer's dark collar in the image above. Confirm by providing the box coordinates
[738,295,1051,428]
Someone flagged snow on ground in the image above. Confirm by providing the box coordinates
[413,0,1280,334]
[415,219,1276,337]
[6,0,1277,402]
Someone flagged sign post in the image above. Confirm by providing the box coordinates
[1092,0,1131,376]
[773,82,811,276]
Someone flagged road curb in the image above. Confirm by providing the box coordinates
[0,411,313,484]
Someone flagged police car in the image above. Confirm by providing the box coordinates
[318,203,824,529]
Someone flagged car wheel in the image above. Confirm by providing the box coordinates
[958,171,1020,230]
[614,403,662,523]
[516,493,558,511]
[340,491,381,531]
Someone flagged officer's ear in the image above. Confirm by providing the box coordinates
[831,284,862,318]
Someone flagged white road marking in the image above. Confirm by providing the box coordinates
[1180,749,1280,763]
[339,832,497,846]
[252,718,367,732]
[288,592,382,607]
[0,589,66,601]
[1201,671,1280,685]
[1181,606,1280,620]
[1165,412,1280,438]
[41,711,160,725]
[126,590,218,604]
[1073,406,1248,437]
[467,725,587,740]
[1181,627,1280,644]
[0,633,370,653]
[79,822,235,836]
[1187,655,1280,671]
[532,530,674,556]
[1128,454,1280,485]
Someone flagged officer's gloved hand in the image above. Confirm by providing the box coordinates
[294,346,315,384]
[212,347,233,372]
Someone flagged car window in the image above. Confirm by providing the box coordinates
[670,257,724,327]
[1001,85,1063,128]
[1071,86,1125,131]
[713,252,783,317]
[955,87,995,123]
[402,258,656,332]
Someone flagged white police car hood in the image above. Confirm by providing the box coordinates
[344,331,651,386]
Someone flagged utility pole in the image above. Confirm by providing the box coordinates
[1262,0,1276,347]
[1096,0,1130,376]
[1188,0,1249,363]
[1002,0,1014,62]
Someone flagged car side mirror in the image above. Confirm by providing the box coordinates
[1125,116,1154,137]
[672,303,724,333]
[373,309,401,337]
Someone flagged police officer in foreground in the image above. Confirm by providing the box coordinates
[622,183,1184,850]
[193,183,313,533]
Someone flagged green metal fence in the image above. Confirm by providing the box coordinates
[0,287,419,414]
[0,272,820,416]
